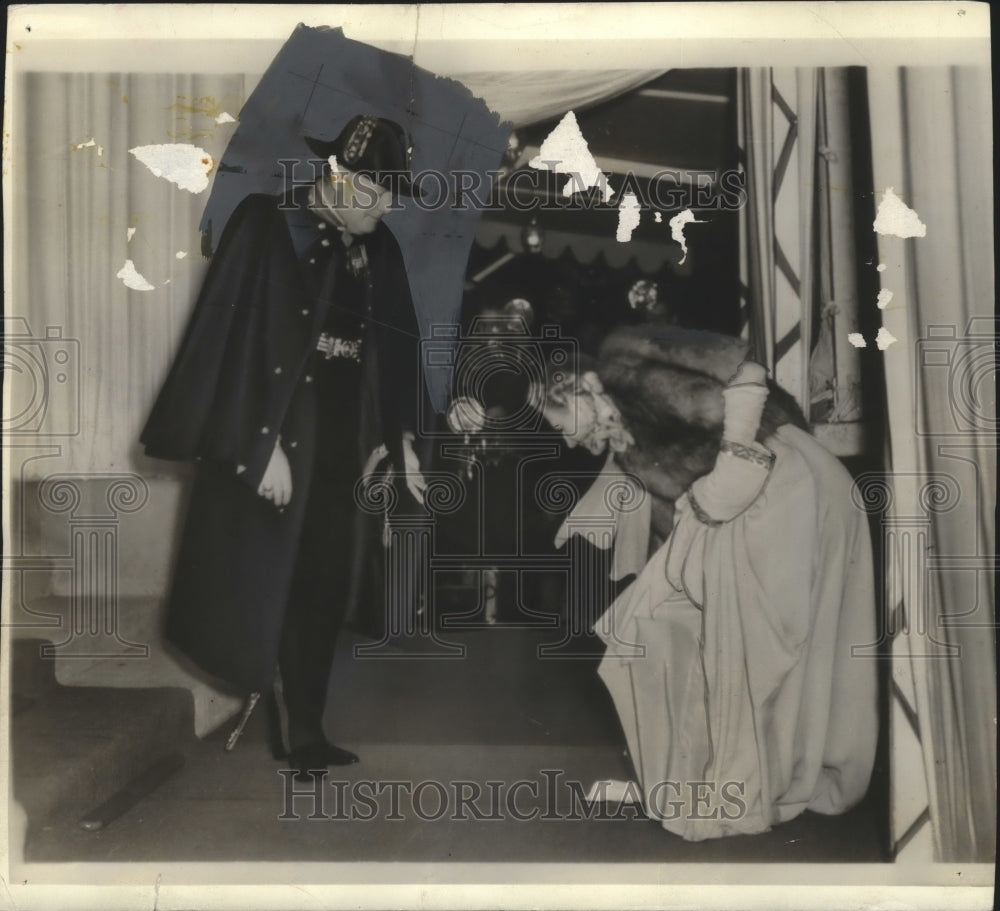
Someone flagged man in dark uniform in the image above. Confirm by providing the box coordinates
[141,115,426,777]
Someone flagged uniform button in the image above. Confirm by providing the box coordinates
[305,375,313,383]
[301,308,309,315]
[261,426,270,434]
[274,367,282,375]
[317,221,327,230]
[321,238,331,247]
[309,257,316,264]
[289,441,298,448]
[360,321,367,329]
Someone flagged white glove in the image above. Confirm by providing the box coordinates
[684,360,773,524]
[361,443,390,480]
[402,432,427,505]
[722,360,769,445]
[258,438,292,506]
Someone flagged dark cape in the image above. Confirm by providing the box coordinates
[142,192,421,692]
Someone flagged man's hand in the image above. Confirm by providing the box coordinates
[258,439,293,506]
[402,432,427,505]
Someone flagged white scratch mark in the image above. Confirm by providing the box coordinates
[876,327,897,350]
[654,211,663,223]
[127,227,136,243]
[669,209,707,265]
[873,187,926,238]
[847,332,867,348]
[117,259,155,292]
[616,192,641,242]
[877,289,893,309]
[73,137,105,156]
[214,111,237,124]
[175,251,187,260]
[130,143,214,193]
[529,111,614,202]
[876,262,887,272]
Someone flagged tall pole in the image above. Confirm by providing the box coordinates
[822,68,864,422]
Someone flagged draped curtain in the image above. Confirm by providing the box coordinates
[11,68,663,479]
[867,66,996,863]
[12,72,247,479]
[456,69,666,128]
[739,63,996,861]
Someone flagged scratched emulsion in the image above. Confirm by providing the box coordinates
[117,259,155,292]
[616,191,642,242]
[868,189,923,354]
[873,187,927,238]
[72,137,104,156]
[129,144,214,194]
[529,110,615,202]
[669,209,706,265]
[875,327,897,351]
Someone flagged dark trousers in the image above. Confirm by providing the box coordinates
[277,356,362,750]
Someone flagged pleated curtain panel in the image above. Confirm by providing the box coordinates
[13,72,247,478]
[866,66,996,863]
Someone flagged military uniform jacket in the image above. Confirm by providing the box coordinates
[142,191,420,481]
[140,192,421,691]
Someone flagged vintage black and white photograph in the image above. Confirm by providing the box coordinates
[1,3,994,909]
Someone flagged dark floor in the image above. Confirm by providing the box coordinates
[22,625,889,864]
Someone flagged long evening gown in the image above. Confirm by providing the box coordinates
[593,423,877,840]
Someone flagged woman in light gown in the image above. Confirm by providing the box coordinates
[537,324,878,841]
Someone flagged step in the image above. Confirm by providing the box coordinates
[9,638,59,714]
[12,684,195,835]
[10,597,242,737]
